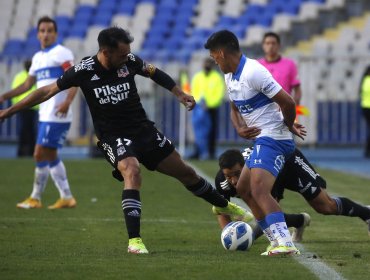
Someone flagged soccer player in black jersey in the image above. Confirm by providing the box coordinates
[0,27,254,254]
[215,148,370,251]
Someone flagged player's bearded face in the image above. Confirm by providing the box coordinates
[107,42,131,69]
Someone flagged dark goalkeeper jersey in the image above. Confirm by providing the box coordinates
[56,54,154,138]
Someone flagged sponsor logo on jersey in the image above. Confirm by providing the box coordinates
[91,74,100,81]
[127,53,135,61]
[93,82,130,105]
[262,81,276,93]
[117,65,129,77]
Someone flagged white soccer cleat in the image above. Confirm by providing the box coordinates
[292,212,311,242]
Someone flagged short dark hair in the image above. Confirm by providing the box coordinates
[98,26,134,49]
[37,16,57,33]
[218,149,244,169]
[204,30,240,52]
[263,32,280,44]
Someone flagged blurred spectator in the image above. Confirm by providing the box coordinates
[11,60,38,157]
[258,32,302,105]
[190,58,225,159]
[360,65,370,158]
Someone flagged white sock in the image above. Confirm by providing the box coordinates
[269,221,294,247]
[30,165,50,200]
[50,160,73,199]
[263,227,279,247]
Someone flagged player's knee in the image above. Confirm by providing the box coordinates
[313,203,335,215]
[117,160,141,182]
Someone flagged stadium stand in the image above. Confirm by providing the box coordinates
[0,0,370,147]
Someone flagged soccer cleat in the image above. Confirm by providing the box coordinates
[128,237,149,254]
[16,197,42,209]
[213,202,254,223]
[291,212,311,242]
[261,243,277,256]
[266,245,300,256]
[48,197,77,209]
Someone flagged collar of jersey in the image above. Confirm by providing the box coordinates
[232,54,246,81]
[42,42,58,53]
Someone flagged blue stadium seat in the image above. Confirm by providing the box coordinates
[117,1,136,15]
[2,40,24,57]
[68,22,88,38]
[92,10,113,26]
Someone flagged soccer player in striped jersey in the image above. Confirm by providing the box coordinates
[0,16,78,210]
[205,30,306,256]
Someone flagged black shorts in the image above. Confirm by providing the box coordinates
[97,124,175,171]
[271,149,327,201]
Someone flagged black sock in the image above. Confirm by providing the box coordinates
[122,189,141,239]
[333,197,370,221]
[284,213,304,228]
[185,177,228,207]
[252,224,264,240]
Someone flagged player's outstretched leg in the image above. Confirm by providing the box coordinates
[186,177,254,222]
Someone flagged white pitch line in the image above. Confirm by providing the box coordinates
[294,244,347,280]
[190,163,347,280]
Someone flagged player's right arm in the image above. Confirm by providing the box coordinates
[0,75,36,103]
[230,102,261,139]
[0,82,61,121]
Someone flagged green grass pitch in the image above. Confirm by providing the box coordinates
[0,158,369,279]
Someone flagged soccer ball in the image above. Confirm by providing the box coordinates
[221,221,254,251]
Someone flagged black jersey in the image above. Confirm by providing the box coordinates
[215,148,327,202]
[56,54,154,138]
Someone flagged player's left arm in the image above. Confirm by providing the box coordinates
[0,82,61,121]
[292,84,302,105]
[55,60,78,117]
[272,90,305,140]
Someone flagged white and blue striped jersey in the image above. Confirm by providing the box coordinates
[225,55,292,140]
[29,43,74,123]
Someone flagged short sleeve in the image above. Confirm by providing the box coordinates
[252,63,282,99]
[56,63,81,90]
